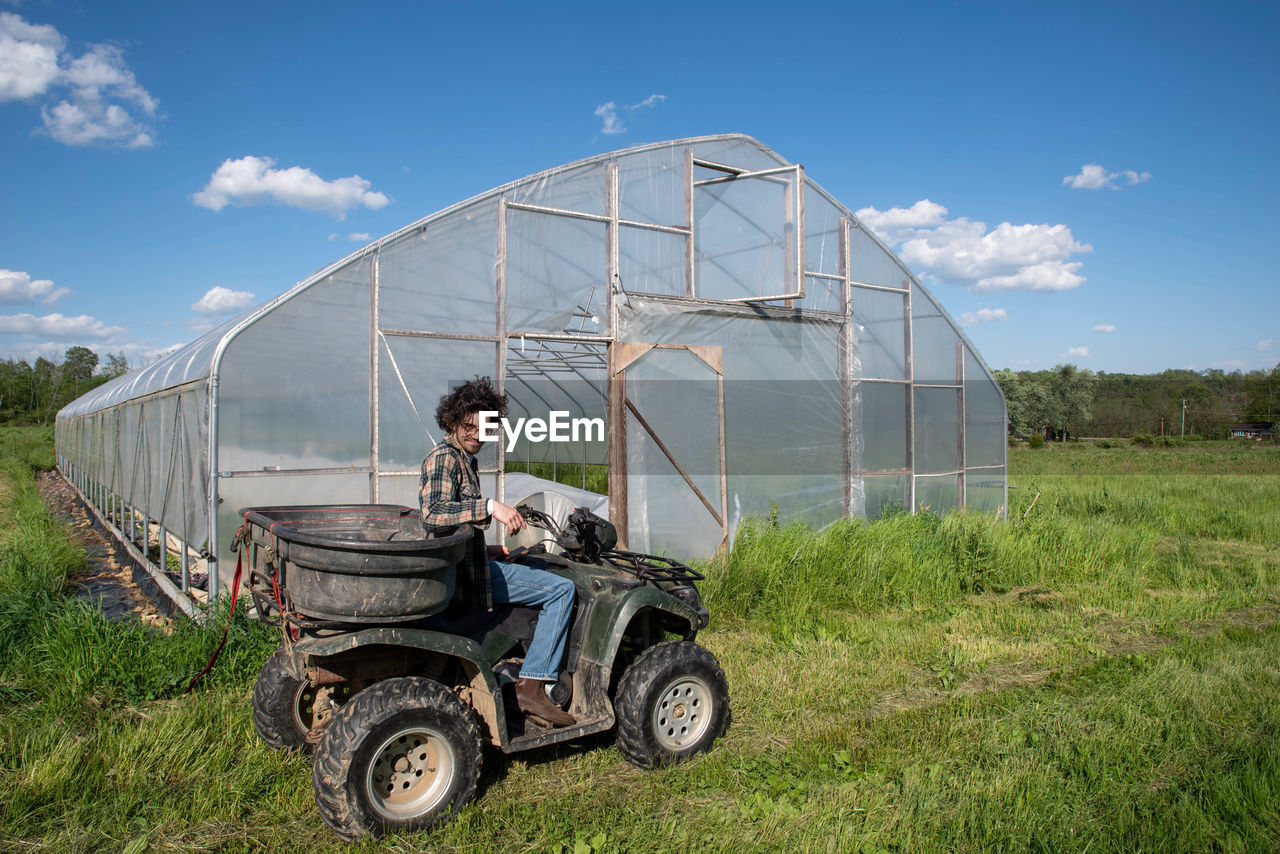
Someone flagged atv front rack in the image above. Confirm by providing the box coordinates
[515,504,704,584]
[599,550,705,585]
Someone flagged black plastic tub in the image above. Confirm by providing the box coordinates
[238,504,471,624]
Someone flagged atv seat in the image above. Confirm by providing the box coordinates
[413,603,538,646]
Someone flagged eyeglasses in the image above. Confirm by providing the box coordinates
[456,421,480,436]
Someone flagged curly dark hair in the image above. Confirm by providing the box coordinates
[435,376,507,432]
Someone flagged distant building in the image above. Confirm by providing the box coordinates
[1230,421,1273,439]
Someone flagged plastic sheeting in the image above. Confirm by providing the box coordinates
[378,200,499,336]
[218,256,373,473]
[378,336,500,471]
[694,169,798,301]
[855,381,908,473]
[852,286,909,381]
[965,349,1006,469]
[506,209,607,335]
[56,384,208,546]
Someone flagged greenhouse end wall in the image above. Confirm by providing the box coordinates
[55,134,1006,607]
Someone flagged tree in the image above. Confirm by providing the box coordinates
[0,359,31,418]
[993,370,1023,436]
[994,369,1047,438]
[62,346,99,385]
[1244,362,1279,421]
[1047,364,1097,441]
[32,357,57,424]
[102,351,129,379]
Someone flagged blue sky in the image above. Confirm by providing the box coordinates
[1,0,1276,375]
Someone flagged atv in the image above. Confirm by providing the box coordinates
[238,503,729,840]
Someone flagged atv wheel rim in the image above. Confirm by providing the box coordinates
[653,675,712,751]
[292,684,315,734]
[366,726,456,820]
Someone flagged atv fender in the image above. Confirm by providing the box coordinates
[588,588,705,669]
[283,627,515,747]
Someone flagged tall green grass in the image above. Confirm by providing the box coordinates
[701,506,1161,643]
[0,425,55,473]
[0,446,289,851]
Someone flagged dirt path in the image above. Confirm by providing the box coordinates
[37,469,173,630]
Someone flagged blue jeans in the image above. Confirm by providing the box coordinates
[488,561,575,681]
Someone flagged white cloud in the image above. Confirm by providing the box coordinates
[1066,346,1091,358]
[1,339,81,362]
[972,259,1086,293]
[1092,324,1117,333]
[595,101,623,134]
[1,13,157,147]
[191,286,255,316]
[125,341,185,366]
[0,12,64,101]
[346,232,371,242]
[858,202,1092,293]
[1258,339,1273,351]
[61,44,156,112]
[0,311,127,341]
[1063,163,1151,190]
[0,269,69,305]
[959,308,1008,326]
[193,156,390,218]
[1211,359,1247,370]
[41,99,153,148]
[855,199,948,234]
[594,93,665,135]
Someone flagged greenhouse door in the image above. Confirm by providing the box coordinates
[611,342,727,557]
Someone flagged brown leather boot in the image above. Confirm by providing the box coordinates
[515,677,576,728]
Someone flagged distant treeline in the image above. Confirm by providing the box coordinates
[996,363,1280,440]
[0,347,128,426]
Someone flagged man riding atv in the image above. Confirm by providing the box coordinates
[419,377,576,728]
[246,382,730,839]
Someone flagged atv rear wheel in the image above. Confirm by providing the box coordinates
[615,641,729,769]
[312,677,482,840]
[252,647,318,752]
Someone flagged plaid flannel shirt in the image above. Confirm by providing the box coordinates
[419,435,493,611]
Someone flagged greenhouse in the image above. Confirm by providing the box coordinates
[55,134,1007,610]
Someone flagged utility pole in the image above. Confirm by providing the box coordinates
[1181,399,1187,439]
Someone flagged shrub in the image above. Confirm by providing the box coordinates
[1132,433,1186,448]
[1027,434,1046,449]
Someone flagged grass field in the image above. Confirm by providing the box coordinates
[1,429,1278,852]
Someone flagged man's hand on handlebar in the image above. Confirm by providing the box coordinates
[490,500,526,534]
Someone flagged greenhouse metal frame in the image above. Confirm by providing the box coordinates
[56,134,1007,613]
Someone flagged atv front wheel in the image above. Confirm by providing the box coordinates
[615,641,729,769]
[312,677,482,840]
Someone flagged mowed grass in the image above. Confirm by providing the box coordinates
[1,431,1277,852]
